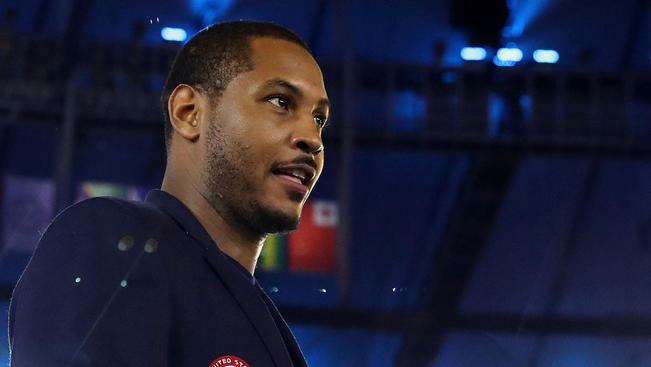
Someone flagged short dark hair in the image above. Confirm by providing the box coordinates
[161,20,310,149]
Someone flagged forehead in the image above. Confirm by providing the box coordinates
[244,37,327,98]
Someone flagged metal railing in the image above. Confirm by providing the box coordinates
[1,34,650,148]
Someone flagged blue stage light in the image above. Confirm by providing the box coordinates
[496,47,524,62]
[460,47,487,61]
[533,49,559,63]
[190,0,234,25]
[161,27,188,42]
[493,55,516,67]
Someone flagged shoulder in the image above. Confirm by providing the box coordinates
[19,196,172,286]
[33,195,177,254]
[10,196,174,365]
[14,195,174,303]
[46,196,165,236]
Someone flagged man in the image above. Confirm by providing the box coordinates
[9,20,329,366]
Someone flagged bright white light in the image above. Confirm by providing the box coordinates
[496,47,523,62]
[460,47,487,61]
[533,49,559,63]
[161,27,187,42]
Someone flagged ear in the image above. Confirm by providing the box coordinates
[168,84,203,142]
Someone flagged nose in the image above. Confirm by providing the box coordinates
[290,120,324,155]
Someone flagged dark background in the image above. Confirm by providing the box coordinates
[1,0,651,365]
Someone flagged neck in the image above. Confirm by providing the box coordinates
[161,164,265,275]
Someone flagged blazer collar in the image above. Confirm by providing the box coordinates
[145,190,215,252]
[145,190,295,366]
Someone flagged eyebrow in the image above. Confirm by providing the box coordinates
[262,78,330,110]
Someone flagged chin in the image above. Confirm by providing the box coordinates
[247,201,301,235]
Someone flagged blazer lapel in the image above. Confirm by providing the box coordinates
[146,191,293,366]
[202,247,293,367]
[257,283,308,367]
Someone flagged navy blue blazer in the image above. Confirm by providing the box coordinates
[9,190,307,367]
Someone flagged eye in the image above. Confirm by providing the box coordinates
[314,114,328,128]
[267,96,289,109]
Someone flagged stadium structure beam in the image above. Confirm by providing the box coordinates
[392,152,522,366]
[280,307,651,338]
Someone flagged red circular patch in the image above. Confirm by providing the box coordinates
[209,355,250,367]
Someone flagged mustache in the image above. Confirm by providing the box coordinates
[270,155,317,171]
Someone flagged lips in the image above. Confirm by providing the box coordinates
[271,163,316,186]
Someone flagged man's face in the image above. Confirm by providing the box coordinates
[201,37,329,235]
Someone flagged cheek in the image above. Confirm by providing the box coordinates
[241,144,273,188]
[315,157,325,179]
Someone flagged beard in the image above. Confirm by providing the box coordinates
[202,120,300,236]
